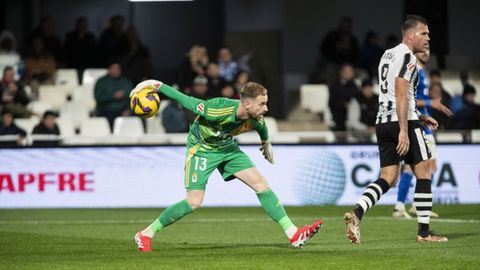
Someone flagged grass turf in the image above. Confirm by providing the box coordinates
[1,205,479,269]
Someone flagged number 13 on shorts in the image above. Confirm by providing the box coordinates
[185,155,212,190]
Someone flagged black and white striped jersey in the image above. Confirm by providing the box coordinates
[376,43,420,124]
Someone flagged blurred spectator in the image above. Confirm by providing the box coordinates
[94,62,133,130]
[119,27,153,85]
[320,16,359,65]
[32,110,60,135]
[358,31,384,79]
[450,84,478,130]
[162,100,188,133]
[0,108,26,145]
[0,30,21,80]
[178,45,209,91]
[205,63,225,97]
[430,82,452,130]
[328,63,359,131]
[430,70,452,108]
[98,15,129,67]
[346,79,378,133]
[384,34,399,50]
[184,75,210,124]
[65,16,97,82]
[220,83,235,99]
[29,16,63,66]
[0,66,31,118]
[232,70,251,99]
[217,47,238,83]
[25,36,56,98]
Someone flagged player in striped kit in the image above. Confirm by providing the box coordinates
[344,15,448,243]
[392,47,453,219]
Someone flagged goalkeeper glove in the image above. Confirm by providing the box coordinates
[259,141,274,164]
[129,79,163,98]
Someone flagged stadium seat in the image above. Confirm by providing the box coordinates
[82,68,107,85]
[113,116,144,136]
[235,132,259,144]
[56,117,76,138]
[270,133,300,144]
[38,85,70,110]
[138,134,170,144]
[299,84,334,126]
[72,85,96,113]
[79,117,111,137]
[59,101,90,129]
[14,117,39,134]
[26,100,53,116]
[441,78,463,96]
[264,116,279,134]
[146,116,165,134]
[168,133,189,145]
[55,69,79,92]
[435,132,464,143]
[471,130,480,143]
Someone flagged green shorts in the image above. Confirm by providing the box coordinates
[184,145,255,190]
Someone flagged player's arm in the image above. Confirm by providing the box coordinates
[130,80,206,116]
[252,118,274,164]
[417,98,453,116]
[395,77,410,156]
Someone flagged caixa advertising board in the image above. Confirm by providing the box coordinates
[0,145,479,208]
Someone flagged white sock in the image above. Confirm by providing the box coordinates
[141,226,155,238]
[285,225,298,239]
[395,202,405,211]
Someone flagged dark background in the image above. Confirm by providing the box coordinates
[2,0,479,119]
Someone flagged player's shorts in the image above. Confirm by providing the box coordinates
[376,120,431,167]
[183,145,255,190]
[426,133,436,159]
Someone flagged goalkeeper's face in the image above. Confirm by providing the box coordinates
[247,95,269,120]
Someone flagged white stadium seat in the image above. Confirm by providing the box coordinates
[471,130,480,143]
[113,116,144,136]
[55,69,79,91]
[435,132,464,143]
[80,117,111,137]
[264,116,279,134]
[14,117,39,134]
[56,117,76,138]
[82,68,107,85]
[27,100,53,116]
[38,85,70,110]
[299,84,334,127]
[72,85,96,113]
[59,101,90,129]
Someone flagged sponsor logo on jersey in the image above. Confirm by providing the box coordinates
[407,62,415,70]
[196,103,205,113]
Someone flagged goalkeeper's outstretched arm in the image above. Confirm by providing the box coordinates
[131,80,206,116]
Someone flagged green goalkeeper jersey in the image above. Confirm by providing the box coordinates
[158,84,269,152]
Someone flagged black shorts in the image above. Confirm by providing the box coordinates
[376,120,431,167]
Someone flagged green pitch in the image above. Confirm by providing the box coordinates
[1,205,479,270]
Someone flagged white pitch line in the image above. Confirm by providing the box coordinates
[0,216,478,225]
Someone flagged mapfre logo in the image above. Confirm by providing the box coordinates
[0,172,94,192]
[196,103,205,113]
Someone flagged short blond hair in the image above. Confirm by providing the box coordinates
[240,82,267,99]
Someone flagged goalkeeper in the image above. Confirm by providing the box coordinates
[132,80,322,252]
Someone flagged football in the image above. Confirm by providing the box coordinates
[130,86,161,118]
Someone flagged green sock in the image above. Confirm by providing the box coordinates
[158,199,194,229]
[257,189,295,230]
